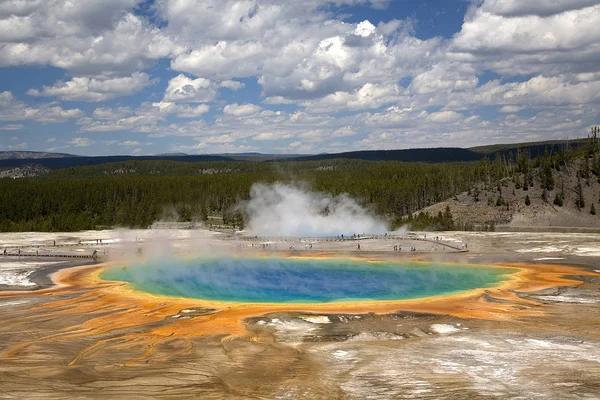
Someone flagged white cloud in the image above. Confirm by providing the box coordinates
[80,100,211,132]
[0,91,83,123]
[0,5,180,76]
[444,75,600,109]
[499,105,524,113]
[92,106,134,120]
[69,137,94,147]
[479,0,600,17]
[303,83,404,112]
[411,62,478,95]
[160,0,430,104]
[450,2,600,76]
[428,111,464,124]
[3,0,600,153]
[332,126,358,137]
[0,124,23,130]
[27,72,155,102]
[163,74,218,103]
[223,103,262,117]
[253,132,294,141]
[220,80,245,90]
[7,142,26,149]
[80,114,161,133]
[153,102,210,118]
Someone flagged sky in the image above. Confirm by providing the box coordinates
[0,0,599,156]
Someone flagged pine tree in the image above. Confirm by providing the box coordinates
[553,193,563,207]
[575,177,585,210]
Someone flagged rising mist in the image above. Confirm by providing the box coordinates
[238,182,389,237]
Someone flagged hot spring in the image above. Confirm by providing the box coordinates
[101,257,516,304]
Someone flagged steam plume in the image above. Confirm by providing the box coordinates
[239,182,388,236]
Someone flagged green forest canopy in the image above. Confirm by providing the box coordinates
[1,135,598,232]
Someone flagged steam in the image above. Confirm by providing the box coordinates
[239,182,389,236]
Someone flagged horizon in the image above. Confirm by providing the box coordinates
[1,1,600,156]
[0,137,591,158]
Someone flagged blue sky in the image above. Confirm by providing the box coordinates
[1,0,599,156]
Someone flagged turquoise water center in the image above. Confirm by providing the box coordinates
[101,257,515,304]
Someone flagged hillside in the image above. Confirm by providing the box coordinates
[421,157,600,231]
[469,139,588,159]
[0,154,236,170]
[0,138,591,171]
[282,148,482,163]
[0,151,79,160]
[0,164,50,179]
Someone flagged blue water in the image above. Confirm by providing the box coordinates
[100,257,514,303]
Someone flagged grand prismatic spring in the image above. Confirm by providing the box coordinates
[101,257,516,304]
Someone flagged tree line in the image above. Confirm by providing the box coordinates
[1,133,597,232]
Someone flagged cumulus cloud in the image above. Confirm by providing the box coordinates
[4,0,600,153]
[220,80,245,90]
[223,103,262,117]
[69,137,95,147]
[0,4,180,76]
[303,83,404,112]
[0,124,24,130]
[450,1,600,77]
[0,91,83,123]
[27,72,155,102]
[253,132,294,141]
[428,111,464,124]
[499,105,524,113]
[153,102,211,118]
[163,74,219,103]
[444,75,600,109]
[160,0,429,103]
[479,0,600,17]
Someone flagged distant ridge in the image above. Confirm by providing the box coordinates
[0,154,237,170]
[154,152,188,157]
[280,148,483,163]
[1,138,592,171]
[469,138,588,158]
[0,151,79,160]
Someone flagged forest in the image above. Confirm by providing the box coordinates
[1,134,598,232]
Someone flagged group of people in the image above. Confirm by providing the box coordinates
[393,245,402,252]
[251,243,278,250]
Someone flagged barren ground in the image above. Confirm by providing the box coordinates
[0,229,599,399]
